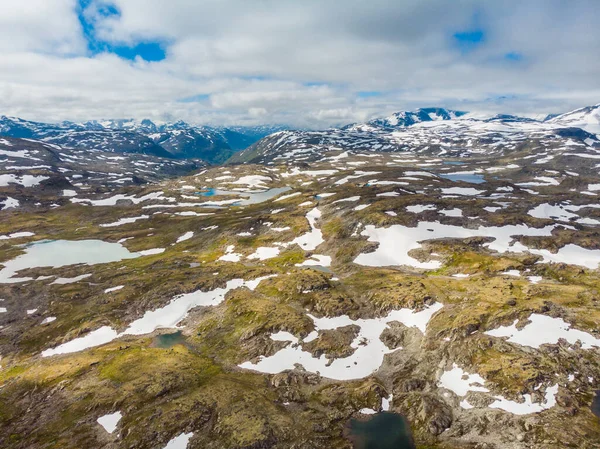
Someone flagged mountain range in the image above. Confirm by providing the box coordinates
[0,116,287,164]
[1,104,599,166]
[231,104,600,164]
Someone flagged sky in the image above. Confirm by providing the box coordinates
[0,0,599,128]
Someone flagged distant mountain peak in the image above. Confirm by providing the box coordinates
[547,103,600,135]
[344,107,468,132]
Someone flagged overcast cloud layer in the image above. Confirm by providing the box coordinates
[1,0,599,127]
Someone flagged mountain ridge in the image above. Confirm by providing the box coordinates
[0,116,290,164]
[3,104,600,165]
[229,104,600,164]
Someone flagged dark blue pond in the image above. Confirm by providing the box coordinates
[345,413,415,449]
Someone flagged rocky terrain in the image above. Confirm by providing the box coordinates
[1,105,600,449]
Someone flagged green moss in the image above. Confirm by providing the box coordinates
[265,248,305,268]
[0,365,26,383]
[321,217,349,240]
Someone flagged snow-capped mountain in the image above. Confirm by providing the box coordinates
[0,116,62,139]
[0,117,287,164]
[231,105,600,164]
[546,104,600,135]
[344,107,468,132]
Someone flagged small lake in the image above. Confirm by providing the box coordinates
[0,239,139,283]
[439,173,486,184]
[442,161,466,166]
[346,413,415,449]
[153,331,186,348]
[196,187,291,206]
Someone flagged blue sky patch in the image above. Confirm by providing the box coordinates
[453,29,485,52]
[504,52,523,62]
[111,42,166,62]
[179,94,211,103]
[77,0,167,62]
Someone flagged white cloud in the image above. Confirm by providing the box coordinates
[0,0,84,54]
[0,0,598,127]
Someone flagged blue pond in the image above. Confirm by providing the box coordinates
[439,173,486,184]
[154,331,186,348]
[197,188,239,198]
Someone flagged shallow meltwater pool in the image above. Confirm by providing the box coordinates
[0,239,140,283]
[153,331,186,348]
[196,187,291,206]
[345,413,415,449]
[439,172,486,184]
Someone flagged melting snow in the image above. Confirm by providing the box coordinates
[485,314,600,349]
[407,204,436,213]
[439,364,489,396]
[218,245,242,262]
[0,231,35,240]
[354,221,600,270]
[231,175,271,189]
[274,192,301,202]
[441,187,485,196]
[439,364,559,415]
[51,274,92,285]
[333,196,360,203]
[139,248,166,256]
[97,412,122,433]
[163,433,193,449]
[288,208,324,251]
[42,277,272,357]
[176,232,194,243]
[99,215,149,228]
[0,174,49,187]
[440,208,463,217]
[239,302,443,380]
[248,247,281,260]
[0,197,19,210]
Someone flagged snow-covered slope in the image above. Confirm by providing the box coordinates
[0,136,203,195]
[546,104,600,135]
[345,108,468,132]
